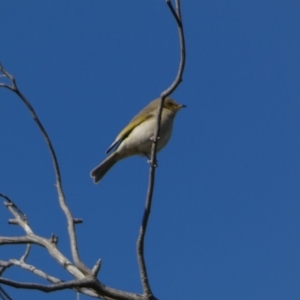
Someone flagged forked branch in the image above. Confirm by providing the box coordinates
[0,195,146,299]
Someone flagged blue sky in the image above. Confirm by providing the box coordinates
[1,1,300,299]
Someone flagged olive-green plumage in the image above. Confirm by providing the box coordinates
[91,98,185,183]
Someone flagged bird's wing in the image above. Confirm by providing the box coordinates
[106,112,154,154]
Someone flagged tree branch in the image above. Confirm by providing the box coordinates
[0,200,146,299]
[137,0,186,298]
[0,286,12,300]
[0,277,92,293]
[0,63,91,275]
[0,196,88,282]
[0,2,187,298]
[2,258,98,298]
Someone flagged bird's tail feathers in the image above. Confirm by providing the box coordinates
[90,152,119,183]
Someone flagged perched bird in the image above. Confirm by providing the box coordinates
[91,97,186,183]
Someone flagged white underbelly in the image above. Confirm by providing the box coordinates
[118,116,174,156]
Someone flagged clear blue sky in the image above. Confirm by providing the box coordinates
[1,1,300,299]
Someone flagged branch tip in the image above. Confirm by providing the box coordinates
[92,259,102,276]
[50,234,58,244]
[8,219,18,225]
[73,218,83,224]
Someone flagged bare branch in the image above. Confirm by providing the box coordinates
[0,277,92,293]
[137,0,186,298]
[92,259,102,277]
[0,260,13,277]
[0,233,86,280]
[0,197,91,283]
[1,244,61,285]
[0,235,145,299]
[0,194,27,224]
[0,236,32,245]
[0,275,146,300]
[6,259,98,298]
[166,0,182,26]
[20,244,31,262]
[0,63,91,275]
[0,244,30,277]
[3,199,32,235]
[0,286,12,300]
[9,259,62,284]
[0,194,149,298]
[0,65,15,91]
[0,2,186,298]
[0,255,98,298]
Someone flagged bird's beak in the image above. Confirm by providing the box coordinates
[180,104,187,108]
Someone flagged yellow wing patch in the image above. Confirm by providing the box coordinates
[106,112,154,154]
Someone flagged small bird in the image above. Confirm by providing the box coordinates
[91,97,186,183]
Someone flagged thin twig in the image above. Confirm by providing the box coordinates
[0,229,86,283]
[92,259,102,277]
[166,0,182,26]
[3,199,32,235]
[10,259,63,284]
[137,0,186,298]
[0,194,148,298]
[0,286,12,300]
[0,274,145,300]
[7,259,97,298]
[0,63,90,275]
[20,244,31,261]
[0,197,90,284]
[0,260,12,277]
[0,277,92,293]
[0,234,145,299]
[0,194,27,222]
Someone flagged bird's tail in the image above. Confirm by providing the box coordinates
[90,152,119,183]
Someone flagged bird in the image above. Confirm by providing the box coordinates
[90,97,186,183]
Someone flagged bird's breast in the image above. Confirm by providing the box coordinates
[117,114,174,158]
